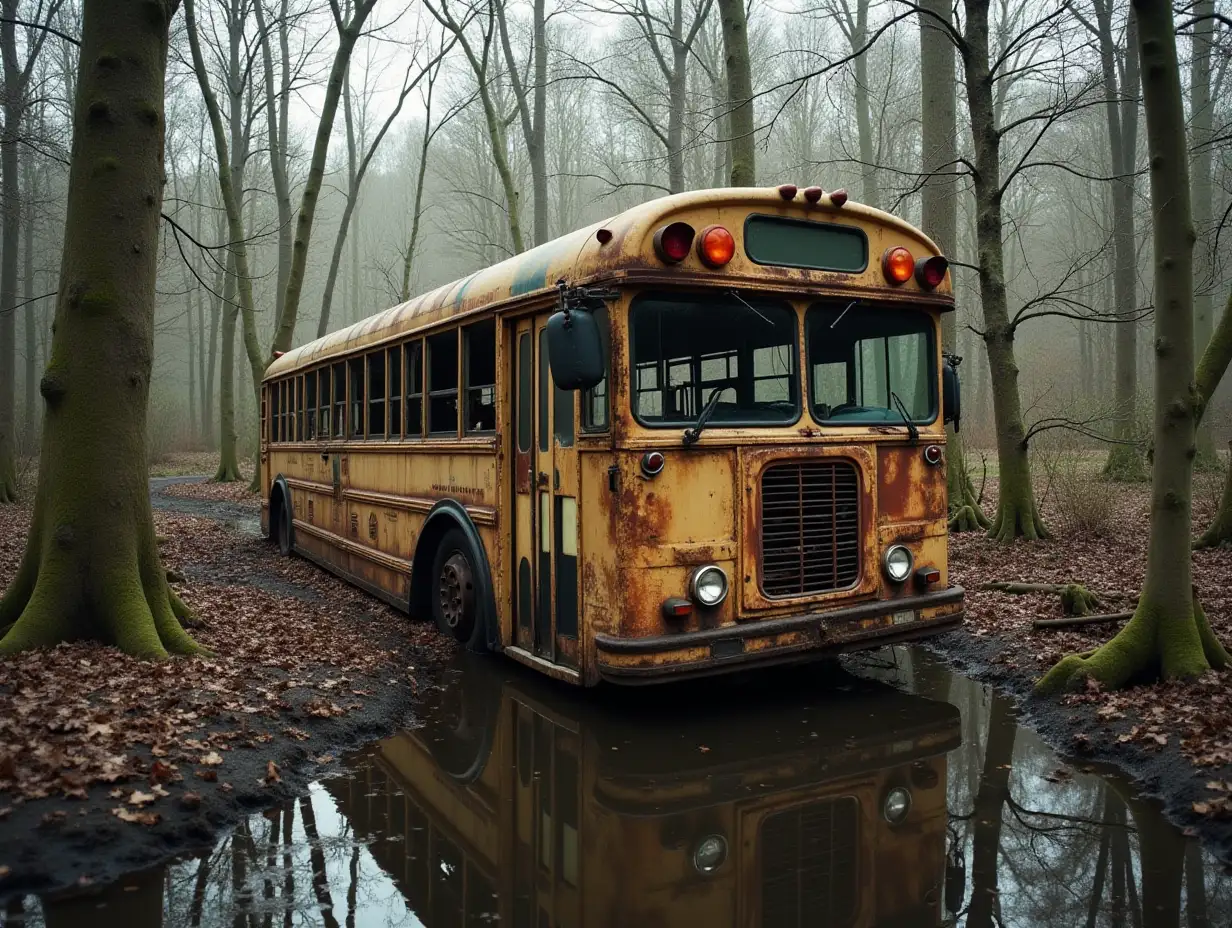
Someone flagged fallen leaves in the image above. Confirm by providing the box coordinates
[263,760,281,785]
[128,790,158,807]
[199,751,224,766]
[112,807,161,826]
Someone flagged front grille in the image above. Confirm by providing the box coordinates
[760,798,859,927]
[759,461,860,597]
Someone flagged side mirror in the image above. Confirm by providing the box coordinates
[546,309,604,391]
[942,355,961,432]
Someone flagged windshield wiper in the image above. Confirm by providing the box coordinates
[890,391,920,443]
[683,387,724,447]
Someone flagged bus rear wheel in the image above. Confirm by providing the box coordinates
[431,528,485,651]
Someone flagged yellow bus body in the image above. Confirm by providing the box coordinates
[261,187,964,685]
[325,661,961,926]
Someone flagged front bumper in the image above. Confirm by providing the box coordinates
[594,586,963,683]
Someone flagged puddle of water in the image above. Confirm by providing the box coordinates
[6,648,1231,927]
[224,517,262,537]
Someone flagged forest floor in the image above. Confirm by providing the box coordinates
[0,464,456,901]
[931,453,1232,858]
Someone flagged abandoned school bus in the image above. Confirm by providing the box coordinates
[327,659,963,926]
[260,185,965,685]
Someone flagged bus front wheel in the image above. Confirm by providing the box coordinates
[431,528,485,651]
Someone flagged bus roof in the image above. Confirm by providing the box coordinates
[266,187,944,380]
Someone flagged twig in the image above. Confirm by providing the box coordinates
[1033,613,1134,630]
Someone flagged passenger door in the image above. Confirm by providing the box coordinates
[511,314,580,668]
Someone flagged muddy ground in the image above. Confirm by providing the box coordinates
[0,479,454,901]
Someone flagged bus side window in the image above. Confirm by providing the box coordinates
[582,306,609,431]
[464,320,496,434]
[332,362,345,438]
[368,350,386,439]
[428,329,459,436]
[388,346,402,439]
[305,370,317,440]
[405,340,423,437]
[295,375,304,441]
[349,357,364,439]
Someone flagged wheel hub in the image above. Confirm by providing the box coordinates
[439,553,474,630]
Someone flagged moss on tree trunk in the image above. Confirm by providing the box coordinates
[1196,446,1232,548]
[1038,0,1226,693]
[0,0,201,658]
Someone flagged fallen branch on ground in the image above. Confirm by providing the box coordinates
[1032,612,1134,630]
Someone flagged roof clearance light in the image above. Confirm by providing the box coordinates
[882,246,914,285]
[915,255,948,289]
[777,183,798,200]
[697,225,736,267]
[830,188,848,206]
[803,186,823,204]
[653,221,695,264]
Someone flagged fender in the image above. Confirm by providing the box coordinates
[269,474,294,548]
[411,500,500,652]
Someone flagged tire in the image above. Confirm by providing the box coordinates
[276,496,292,557]
[431,527,487,651]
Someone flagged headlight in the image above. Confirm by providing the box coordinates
[883,787,912,824]
[692,834,728,873]
[882,545,913,583]
[689,565,729,606]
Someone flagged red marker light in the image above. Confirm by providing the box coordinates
[641,450,666,477]
[777,183,798,200]
[661,597,693,619]
[653,222,695,263]
[830,188,848,207]
[882,246,914,284]
[803,186,823,204]
[915,566,942,586]
[915,255,948,289]
[697,225,736,267]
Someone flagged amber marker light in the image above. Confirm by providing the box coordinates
[882,246,914,285]
[697,225,736,267]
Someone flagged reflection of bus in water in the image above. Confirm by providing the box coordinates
[326,661,961,926]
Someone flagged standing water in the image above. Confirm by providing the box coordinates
[4,648,1230,927]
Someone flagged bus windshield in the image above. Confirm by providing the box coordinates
[630,292,799,427]
[807,303,936,425]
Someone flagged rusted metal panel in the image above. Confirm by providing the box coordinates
[877,444,946,525]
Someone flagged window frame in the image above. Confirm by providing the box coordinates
[404,339,424,439]
[427,328,460,437]
[743,213,870,273]
[463,320,497,436]
[804,302,939,426]
[581,305,610,433]
[627,291,802,429]
[367,349,387,441]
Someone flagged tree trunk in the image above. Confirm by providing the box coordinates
[0,0,21,504]
[401,78,436,303]
[496,0,548,245]
[0,0,201,656]
[667,44,686,193]
[254,0,292,331]
[22,150,37,449]
[717,0,754,185]
[851,0,879,209]
[270,2,377,356]
[919,0,986,532]
[1039,0,1228,693]
[215,253,241,483]
[961,0,1047,542]
[1095,1,1145,480]
[1190,0,1216,466]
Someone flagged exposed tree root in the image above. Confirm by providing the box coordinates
[1102,445,1148,482]
[981,580,1126,618]
[0,529,206,658]
[1059,583,1101,617]
[988,496,1050,543]
[1036,592,1227,694]
[213,460,241,483]
[948,456,990,533]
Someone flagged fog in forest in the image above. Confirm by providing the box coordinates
[1,0,1230,467]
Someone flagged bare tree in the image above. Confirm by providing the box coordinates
[716,0,753,184]
[0,0,201,655]
[1039,0,1228,692]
